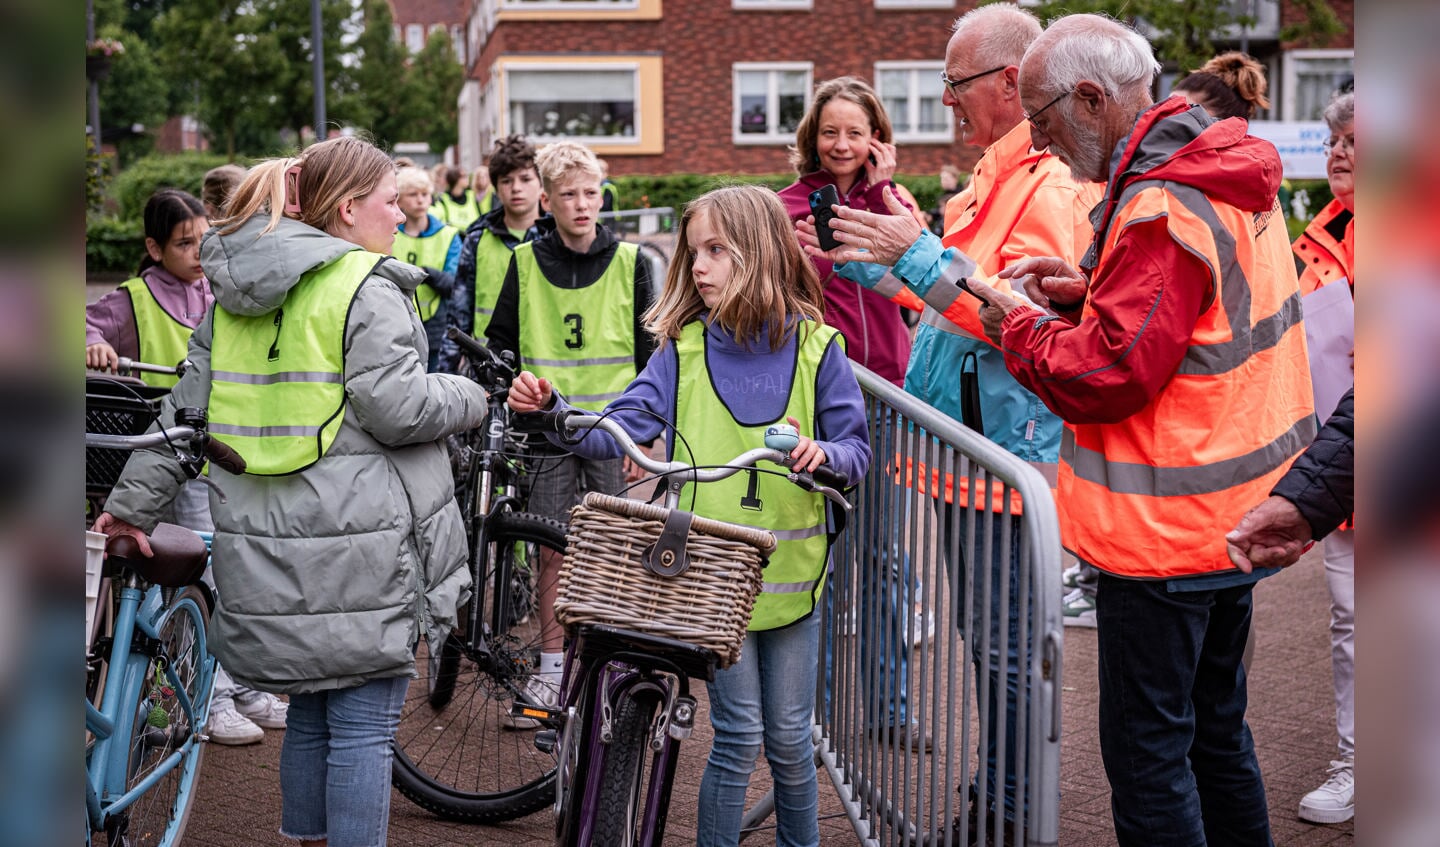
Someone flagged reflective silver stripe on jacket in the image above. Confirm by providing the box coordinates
[761,577,821,594]
[525,355,633,368]
[212,370,345,385]
[209,423,325,438]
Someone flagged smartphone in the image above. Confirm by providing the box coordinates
[809,184,842,251]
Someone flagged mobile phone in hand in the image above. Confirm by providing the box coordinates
[809,184,842,251]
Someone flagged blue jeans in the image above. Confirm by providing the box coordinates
[698,612,820,847]
[939,504,1031,823]
[1096,573,1272,847]
[279,676,409,847]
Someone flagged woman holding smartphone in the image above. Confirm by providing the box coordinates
[778,76,912,386]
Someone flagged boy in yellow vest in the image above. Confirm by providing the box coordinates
[392,167,462,372]
[485,141,656,724]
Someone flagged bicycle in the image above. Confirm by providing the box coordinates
[390,328,571,822]
[84,372,246,847]
[514,408,851,846]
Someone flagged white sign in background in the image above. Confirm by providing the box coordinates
[1247,121,1330,180]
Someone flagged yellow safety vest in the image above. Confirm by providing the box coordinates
[120,277,195,388]
[392,222,459,322]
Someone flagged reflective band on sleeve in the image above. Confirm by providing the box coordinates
[1063,414,1317,497]
[210,423,325,438]
[564,391,626,404]
[761,578,821,595]
[212,370,345,385]
[525,355,634,368]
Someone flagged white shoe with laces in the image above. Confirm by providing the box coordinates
[1061,563,1082,590]
[1061,587,1097,628]
[1299,759,1354,823]
[206,703,264,746]
[235,692,288,729]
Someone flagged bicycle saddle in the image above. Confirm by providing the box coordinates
[106,522,208,588]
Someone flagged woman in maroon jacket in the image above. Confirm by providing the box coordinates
[779,77,912,386]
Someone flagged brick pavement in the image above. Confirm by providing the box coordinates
[183,543,1353,846]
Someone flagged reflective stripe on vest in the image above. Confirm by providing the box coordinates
[392,223,459,322]
[516,241,638,411]
[472,230,520,330]
[673,320,835,631]
[1059,181,1315,577]
[208,250,383,475]
[121,277,195,388]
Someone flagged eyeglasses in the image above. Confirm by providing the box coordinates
[1024,87,1074,132]
[940,66,1005,99]
[1322,134,1354,155]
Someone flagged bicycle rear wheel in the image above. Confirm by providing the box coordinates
[592,689,662,846]
[105,584,211,847]
[392,511,565,822]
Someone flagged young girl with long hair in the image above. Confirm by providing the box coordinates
[508,184,870,846]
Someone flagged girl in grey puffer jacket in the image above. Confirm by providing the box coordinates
[94,136,488,847]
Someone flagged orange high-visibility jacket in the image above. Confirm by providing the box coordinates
[1003,100,1316,576]
[1294,198,1354,295]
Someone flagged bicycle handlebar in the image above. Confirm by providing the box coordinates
[86,425,247,476]
[111,357,190,378]
[446,327,516,393]
[518,408,852,512]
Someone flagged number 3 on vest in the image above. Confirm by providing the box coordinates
[563,313,584,349]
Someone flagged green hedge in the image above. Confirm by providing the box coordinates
[86,216,146,276]
[111,152,235,220]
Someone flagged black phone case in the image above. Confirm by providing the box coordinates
[809,185,842,251]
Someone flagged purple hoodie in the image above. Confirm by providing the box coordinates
[778,172,912,386]
[85,266,213,360]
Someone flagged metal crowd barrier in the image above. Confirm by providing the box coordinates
[747,364,1063,846]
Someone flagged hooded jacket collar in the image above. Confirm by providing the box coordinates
[201,216,425,317]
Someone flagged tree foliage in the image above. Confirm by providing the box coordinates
[404,30,465,155]
[1017,0,1345,73]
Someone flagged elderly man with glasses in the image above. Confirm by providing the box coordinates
[798,5,1098,842]
[946,15,1312,846]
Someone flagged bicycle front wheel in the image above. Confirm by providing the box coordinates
[392,511,565,822]
[107,584,211,847]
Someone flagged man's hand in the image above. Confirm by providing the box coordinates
[92,512,153,558]
[1225,495,1313,573]
[86,342,119,372]
[997,257,1089,312]
[508,370,553,413]
[796,186,922,267]
[962,277,1030,346]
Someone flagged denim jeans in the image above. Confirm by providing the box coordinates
[939,504,1032,823]
[1096,573,1272,847]
[697,612,821,847]
[279,676,409,847]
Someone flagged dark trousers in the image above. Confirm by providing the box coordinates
[1096,573,1273,847]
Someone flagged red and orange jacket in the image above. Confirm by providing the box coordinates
[995,96,1315,577]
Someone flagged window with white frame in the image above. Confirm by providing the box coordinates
[405,23,425,53]
[1282,49,1354,121]
[733,63,812,143]
[505,66,638,140]
[450,25,466,64]
[875,61,951,141]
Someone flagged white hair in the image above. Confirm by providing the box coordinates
[1323,90,1354,132]
[952,4,1043,68]
[1028,14,1160,106]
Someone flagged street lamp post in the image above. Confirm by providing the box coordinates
[311,0,326,141]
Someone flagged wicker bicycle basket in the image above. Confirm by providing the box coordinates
[556,492,776,668]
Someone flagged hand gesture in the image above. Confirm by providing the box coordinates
[785,415,828,473]
[863,138,898,187]
[91,512,153,558]
[797,186,923,267]
[1224,496,1313,573]
[87,342,119,372]
[996,257,1088,312]
[962,278,1029,347]
[508,370,553,413]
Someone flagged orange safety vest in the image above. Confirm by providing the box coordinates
[1294,198,1353,296]
[1061,180,1315,577]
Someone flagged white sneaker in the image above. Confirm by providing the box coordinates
[1061,563,1082,590]
[1299,759,1354,823]
[910,609,936,649]
[235,692,288,729]
[503,675,559,730]
[206,703,264,745]
[1061,587,1097,628]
